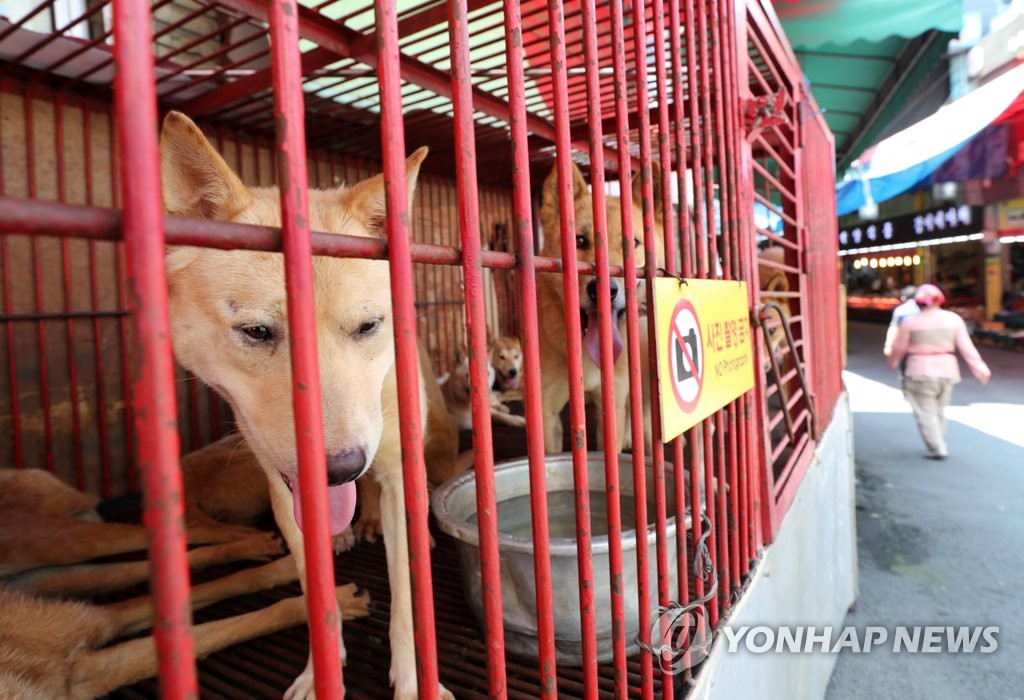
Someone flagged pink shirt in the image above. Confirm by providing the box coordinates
[888,307,991,383]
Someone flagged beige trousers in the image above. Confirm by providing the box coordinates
[903,377,954,457]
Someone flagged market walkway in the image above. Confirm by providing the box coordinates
[826,321,1023,699]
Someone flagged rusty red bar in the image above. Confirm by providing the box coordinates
[545,0,599,692]
[446,0,508,693]
[608,0,656,689]
[23,92,55,475]
[111,0,194,693]
[81,105,113,497]
[376,0,441,696]
[0,115,24,472]
[54,95,85,489]
[267,0,343,693]
[501,0,558,692]
[625,0,672,692]
[107,114,135,493]
[578,0,628,691]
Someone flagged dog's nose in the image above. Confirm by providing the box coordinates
[326,448,366,485]
[586,279,620,303]
[507,367,518,378]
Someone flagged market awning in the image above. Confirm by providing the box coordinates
[775,0,961,168]
[775,0,963,48]
[835,62,1024,216]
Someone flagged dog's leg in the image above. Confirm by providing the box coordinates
[491,405,526,428]
[353,476,383,543]
[266,476,348,700]
[71,583,370,700]
[377,470,454,700]
[10,532,283,597]
[541,379,569,453]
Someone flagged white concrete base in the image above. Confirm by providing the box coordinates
[689,391,857,699]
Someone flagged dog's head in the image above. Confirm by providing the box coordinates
[757,246,792,363]
[488,335,522,391]
[160,111,426,532]
[539,161,665,365]
[449,343,495,396]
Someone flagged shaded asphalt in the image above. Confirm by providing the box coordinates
[825,321,1023,700]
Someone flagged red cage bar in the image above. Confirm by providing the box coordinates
[0,0,843,696]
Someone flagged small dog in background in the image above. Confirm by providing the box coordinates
[439,340,526,430]
[489,333,523,400]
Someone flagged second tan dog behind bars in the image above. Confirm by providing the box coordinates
[160,111,456,699]
[537,161,665,454]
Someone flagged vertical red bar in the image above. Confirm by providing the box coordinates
[502,0,558,693]
[446,0,508,695]
[25,92,56,474]
[111,0,194,695]
[55,95,85,489]
[0,109,22,472]
[626,0,673,693]
[577,0,629,693]
[605,0,651,691]
[376,1,441,696]
[546,0,599,693]
[267,0,343,695]
[82,106,113,497]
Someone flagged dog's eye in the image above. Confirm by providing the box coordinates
[576,234,589,249]
[634,237,642,248]
[355,317,383,338]
[240,324,273,343]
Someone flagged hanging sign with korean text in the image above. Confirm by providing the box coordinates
[654,278,755,441]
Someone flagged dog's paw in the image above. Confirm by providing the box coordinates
[393,683,454,700]
[505,414,527,428]
[250,531,286,559]
[353,514,383,543]
[282,666,315,700]
[331,527,356,554]
[336,582,372,620]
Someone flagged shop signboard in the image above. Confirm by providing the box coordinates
[838,205,983,252]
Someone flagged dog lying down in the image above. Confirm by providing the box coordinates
[0,468,370,698]
[0,565,368,699]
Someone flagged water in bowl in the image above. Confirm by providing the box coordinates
[472,490,640,540]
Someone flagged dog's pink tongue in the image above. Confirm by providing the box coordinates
[292,481,356,536]
[582,309,624,366]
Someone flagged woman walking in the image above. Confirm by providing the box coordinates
[887,284,991,459]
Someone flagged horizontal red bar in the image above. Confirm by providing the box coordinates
[0,195,643,277]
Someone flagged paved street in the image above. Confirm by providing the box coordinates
[826,321,1024,699]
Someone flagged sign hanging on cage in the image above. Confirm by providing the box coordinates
[654,278,755,441]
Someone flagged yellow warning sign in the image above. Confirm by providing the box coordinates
[654,278,755,441]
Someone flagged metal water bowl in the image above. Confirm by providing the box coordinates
[432,452,692,665]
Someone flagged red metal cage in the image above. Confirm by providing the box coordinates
[0,0,841,697]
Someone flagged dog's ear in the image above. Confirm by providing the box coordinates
[631,161,665,227]
[165,245,204,279]
[161,111,251,220]
[340,147,428,238]
[542,160,588,220]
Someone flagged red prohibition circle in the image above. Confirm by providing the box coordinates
[668,298,704,413]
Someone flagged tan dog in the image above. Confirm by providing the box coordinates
[489,334,523,398]
[537,161,664,454]
[160,112,454,699]
[0,468,283,594]
[757,245,795,407]
[440,344,527,430]
[0,560,369,699]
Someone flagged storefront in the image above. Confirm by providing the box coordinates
[840,204,985,319]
